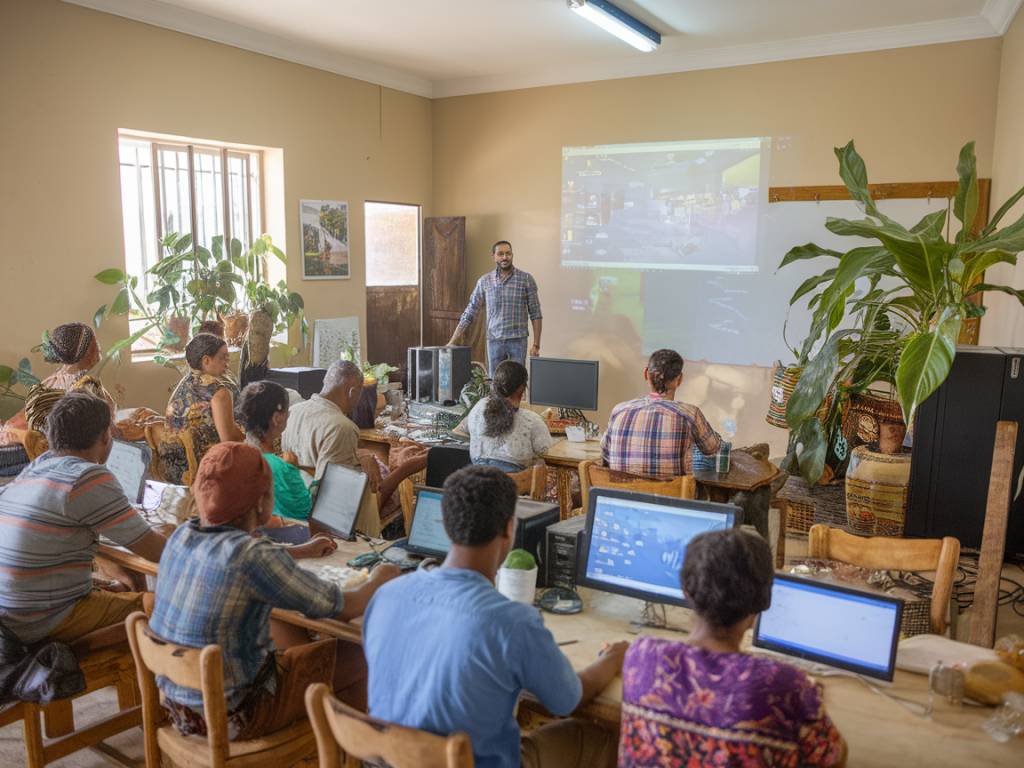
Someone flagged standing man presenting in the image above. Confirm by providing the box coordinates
[448,240,542,373]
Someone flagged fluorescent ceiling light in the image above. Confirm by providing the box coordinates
[568,0,661,53]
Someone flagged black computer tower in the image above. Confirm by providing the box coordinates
[407,346,471,404]
[906,346,1024,554]
[513,498,560,587]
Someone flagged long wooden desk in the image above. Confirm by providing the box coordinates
[99,540,1021,766]
[358,426,783,517]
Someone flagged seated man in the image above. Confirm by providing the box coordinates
[0,392,166,645]
[364,466,628,768]
[619,529,846,766]
[149,442,400,740]
[281,360,426,512]
[602,348,722,478]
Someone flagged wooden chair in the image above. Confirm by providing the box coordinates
[808,524,961,635]
[126,612,317,768]
[0,625,142,768]
[508,462,548,501]
[145,423,199,486]
[305,683,473,768]
[578,459,697,515]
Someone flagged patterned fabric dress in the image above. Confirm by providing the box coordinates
[160,372,228,484]
[619,637,844,768]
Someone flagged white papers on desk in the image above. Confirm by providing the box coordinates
[895,633,998,675]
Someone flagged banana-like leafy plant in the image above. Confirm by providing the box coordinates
[782,140,1024,483]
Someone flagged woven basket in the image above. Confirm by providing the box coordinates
[844,447,911,537]
[766,364,802,428]
[777,475,848,535]
[842,391,904,452]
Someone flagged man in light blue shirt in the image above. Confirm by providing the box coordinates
[363,466,627,768]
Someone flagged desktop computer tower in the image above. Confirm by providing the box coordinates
[407,345,471,404]
[906,347,1024,554]
[437,346,472,404]
[544,515,586,591]
[513,498,560,587]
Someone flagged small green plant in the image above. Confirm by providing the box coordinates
[338,332,398,383]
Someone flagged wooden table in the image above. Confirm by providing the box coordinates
[99,541,1021,767]
[359,427,782,518]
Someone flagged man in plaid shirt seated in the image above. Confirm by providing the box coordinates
[149,442,400,740]
[448,240,542,373]
[602,349,722,478]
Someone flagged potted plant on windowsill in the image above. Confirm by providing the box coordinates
[780,140,1024,485]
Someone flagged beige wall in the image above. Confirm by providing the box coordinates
[983,8,1024,348]
[432,39,1003,454]
[0,0,432,412]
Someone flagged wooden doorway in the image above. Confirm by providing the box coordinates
[364,202,421,386]
[422,216,487,364]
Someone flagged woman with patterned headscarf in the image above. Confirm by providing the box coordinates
[0,323,116,445]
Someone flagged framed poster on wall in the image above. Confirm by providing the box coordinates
[300,199,349,279]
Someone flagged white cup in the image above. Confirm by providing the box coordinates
[496,566,538,605]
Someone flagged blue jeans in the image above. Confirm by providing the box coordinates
[473,457,526,473]
[487,337,528,374]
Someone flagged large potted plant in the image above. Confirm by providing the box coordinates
[781,140,1024,484]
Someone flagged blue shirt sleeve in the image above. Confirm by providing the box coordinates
[511,609,582,716]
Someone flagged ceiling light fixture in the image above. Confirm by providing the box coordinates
[567,0,661,53]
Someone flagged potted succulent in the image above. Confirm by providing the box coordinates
[780,140,1024,484]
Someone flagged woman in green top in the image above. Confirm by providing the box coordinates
[237,380,313,521]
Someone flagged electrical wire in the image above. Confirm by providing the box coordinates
[892,549,1024,618]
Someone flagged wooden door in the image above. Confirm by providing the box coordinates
[366,285,419,381]
[422,216,487,364]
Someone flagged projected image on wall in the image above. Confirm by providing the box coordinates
[561,138,766,272]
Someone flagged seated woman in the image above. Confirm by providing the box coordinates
[466,360,553,473]
[159,333,244,484]
[0,322,116,445]
[618,529,846,768]
[237,380,312,522]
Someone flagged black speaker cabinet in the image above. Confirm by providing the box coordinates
[906,347,1024,554]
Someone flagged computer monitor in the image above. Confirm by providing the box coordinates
[528,357,599,412]
[309,464,369,540]
[406,487,450,558]
[105,440,148,504]
[576,488,741,607]
[753,573,903,681]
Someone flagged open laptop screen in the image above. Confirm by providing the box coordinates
[406,488,450,558]
[754,573,903,681]
[309,464,368,540]
[105,440,148,504]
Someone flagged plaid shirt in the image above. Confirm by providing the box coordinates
[602,394,722,478]
[458,267,542,341]
[149,519,345,710]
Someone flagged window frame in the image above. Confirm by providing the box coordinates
[363,199,422,288]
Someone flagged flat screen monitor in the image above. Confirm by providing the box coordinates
[528,357,599,411]
[309,463,368,540]
[754,573,903,681]
[406,487,451,558]
[105,440,148,504]
[576,488,740,607]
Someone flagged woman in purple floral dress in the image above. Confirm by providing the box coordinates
[618,529,846,767]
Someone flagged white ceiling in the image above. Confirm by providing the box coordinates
[65,0,1023,98]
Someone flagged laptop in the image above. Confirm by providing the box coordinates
[404,486,451,558]
[105,440,148,504]
[753,572,904,682]
[309,463,370,541]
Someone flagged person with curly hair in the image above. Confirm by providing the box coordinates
[159,333,244,483]
[618,529,846,767]
[0,322,116,446]
[466,360,552,473]
[237,380,312,521]
[602,348,722,478]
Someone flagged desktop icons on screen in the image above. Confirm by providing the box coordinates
[575,488,740,608]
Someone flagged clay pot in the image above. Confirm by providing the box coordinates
[878,420,908,454]
[222,313,249,347]
[165,315,190,351]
